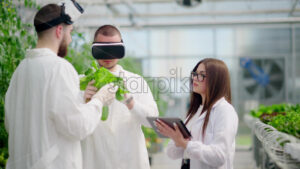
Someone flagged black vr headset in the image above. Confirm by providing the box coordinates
[35,0,84,32]
[92,41,125,60]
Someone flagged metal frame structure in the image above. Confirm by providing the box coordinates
[15,0,300,28]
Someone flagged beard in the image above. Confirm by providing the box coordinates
[57,37,68,58]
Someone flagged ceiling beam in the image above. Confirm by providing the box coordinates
[289,0,300,16]
[81,9,300,19]
[77,17,300,28]
[76,0,173,5]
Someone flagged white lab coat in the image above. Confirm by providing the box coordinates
[81,65,159,169]
[5,48,103,169]
[167,97,238,169]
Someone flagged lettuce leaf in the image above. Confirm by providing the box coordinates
[80,62,129,101]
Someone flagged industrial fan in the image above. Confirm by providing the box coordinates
[240,57,285,102]
[176,0,202,7]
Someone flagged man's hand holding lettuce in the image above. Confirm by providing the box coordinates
[80,61,128,101]
[80,61,129,120]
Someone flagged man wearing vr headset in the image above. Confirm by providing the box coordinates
[81,25,159,169]
[5,1,117,169]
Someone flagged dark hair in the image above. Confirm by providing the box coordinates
[94,25,122,41]
[185,58,232,139]
[34,4,62,36]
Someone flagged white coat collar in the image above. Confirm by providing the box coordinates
[212,97,226,109]
[110,64,125,77]
[197,97,226,121]
[26,48,57,58]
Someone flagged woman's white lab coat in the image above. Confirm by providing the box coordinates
[81,65,159,169]
[167,97,238,169]
[5,48,103,169]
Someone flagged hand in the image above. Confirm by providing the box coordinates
[84,80,98,103]
[121,93,134,109]
[92,83,118,106]
[120,79,134,109]
[155,120,190,149]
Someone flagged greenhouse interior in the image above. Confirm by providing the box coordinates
[1,0,300,169]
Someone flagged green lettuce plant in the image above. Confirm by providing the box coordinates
[250,104,300,139]
[80,61,128,101]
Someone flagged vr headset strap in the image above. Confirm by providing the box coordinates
[35,4,72,32]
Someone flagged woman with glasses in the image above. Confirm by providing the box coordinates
[155,58,238,169]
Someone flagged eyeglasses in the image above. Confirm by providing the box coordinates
[191,72,206,81]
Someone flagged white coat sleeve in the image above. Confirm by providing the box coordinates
[185,105,238,167]
[4,67,19,133]
[130,78,159,127]
[49,61,103,141]
[166,140,185,159]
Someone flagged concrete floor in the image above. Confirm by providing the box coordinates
[151,147,256,169]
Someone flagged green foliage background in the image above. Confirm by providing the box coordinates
[0,0,39,168]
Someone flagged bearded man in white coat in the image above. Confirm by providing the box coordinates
[81,25,159,169]
[5,3,117,169]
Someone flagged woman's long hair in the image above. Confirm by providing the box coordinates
[185,58,232,139]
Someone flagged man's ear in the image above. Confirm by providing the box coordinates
[55,25,64,39]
